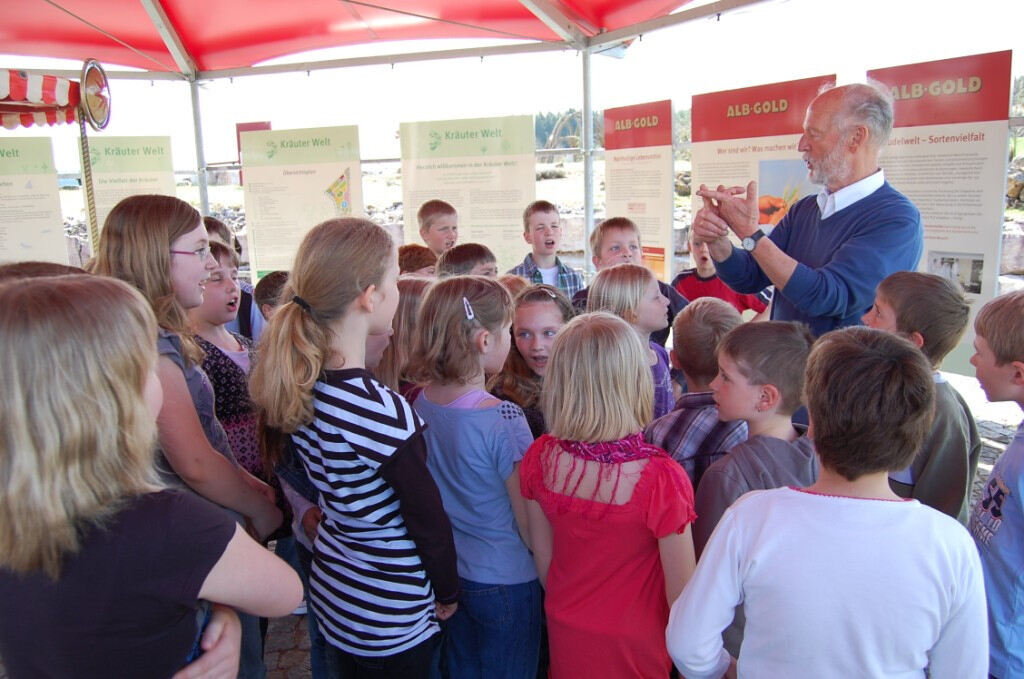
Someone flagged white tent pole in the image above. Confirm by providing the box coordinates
[582,47,595,279]
[189,79,210,215]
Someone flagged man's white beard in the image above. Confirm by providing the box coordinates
[807,140,850,188]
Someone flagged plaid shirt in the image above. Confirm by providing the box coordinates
[644,391,748,488]
[507,253,584,298]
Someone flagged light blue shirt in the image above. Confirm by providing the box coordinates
[971,419,1024,677]
[414,394,537,585]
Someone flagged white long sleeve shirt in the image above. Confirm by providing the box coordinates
[667,487,987,679]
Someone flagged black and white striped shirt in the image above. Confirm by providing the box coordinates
[291,368,457,657]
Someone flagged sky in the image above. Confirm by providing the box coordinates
[1,0,1020,172]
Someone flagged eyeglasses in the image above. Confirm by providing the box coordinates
[170,245,212,259]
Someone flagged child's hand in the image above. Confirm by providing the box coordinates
[301,507,323,544]
[434,601,458,621]
[171,604,241,679]
[723,656,738,679]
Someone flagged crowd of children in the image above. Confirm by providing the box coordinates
[2,192,1024,679]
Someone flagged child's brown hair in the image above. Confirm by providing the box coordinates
[974,290,1024,365]
[398,244,437,274]
[253,271,289,311]
[805,327,935,480]
[672,297,742,386]
[376,276,433,391]
[410,276,512,385]
[436,243,496,278]
[877,271,969,368]
[522,200,559,234]
[717,321,815,416]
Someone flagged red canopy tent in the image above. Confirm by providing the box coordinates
[0,1,757,76]
[0,0,768,256]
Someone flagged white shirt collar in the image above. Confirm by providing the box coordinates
[816,169,885,219]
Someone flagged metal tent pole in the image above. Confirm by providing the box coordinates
[581,47,595,280]
[190,79,210,215]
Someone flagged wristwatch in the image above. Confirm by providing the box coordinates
[742,229,766,251]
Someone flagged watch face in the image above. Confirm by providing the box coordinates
[742,236,755,251]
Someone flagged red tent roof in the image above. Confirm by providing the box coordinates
[1,1,690,74]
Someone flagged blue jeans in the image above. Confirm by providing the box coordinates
[296,543,330,679]
[445,578,542,679]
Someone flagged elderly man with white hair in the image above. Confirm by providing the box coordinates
[692,82,923,337]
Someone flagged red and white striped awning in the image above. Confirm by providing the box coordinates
[0,69,80,130]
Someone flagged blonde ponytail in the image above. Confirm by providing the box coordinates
[250,218,393,432]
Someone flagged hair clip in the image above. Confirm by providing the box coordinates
[293,295,312,313]
[463,296,475,320]
[543,288,558,299]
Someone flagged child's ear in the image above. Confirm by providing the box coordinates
[668,349,683,371]
[259,303,273,321]
[522,230,532,245]
[758,384,782,413]
[355,284,377,313]
[1011,361,1024,386]
[474,328,491,354]
[907,331,925,350]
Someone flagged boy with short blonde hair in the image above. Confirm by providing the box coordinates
[507,200,583,298]
[572,216,687,347]
[863,271,979,523]
[417,199,458,256]
[969,290,1024,678]
[644,298,747,486]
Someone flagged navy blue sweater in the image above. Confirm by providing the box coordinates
[716,181,922,336]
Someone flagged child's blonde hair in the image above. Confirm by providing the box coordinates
[377,276,434,391]
[543,312,653,441]
[0,275,160,579]
[522,200,559,234]
[250,218,394,432]
[586,263,653,324]
[410,275,512,385]
[488,284,575,407]
[589,217,641,255]
[417,199,457,233]
[974,290,1024,365]
[93,194,205,366]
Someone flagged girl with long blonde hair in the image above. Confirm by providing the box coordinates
[249,218,458,678]
[520,312,697,679]
[587,263,674,419]
[0,275,301,678]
